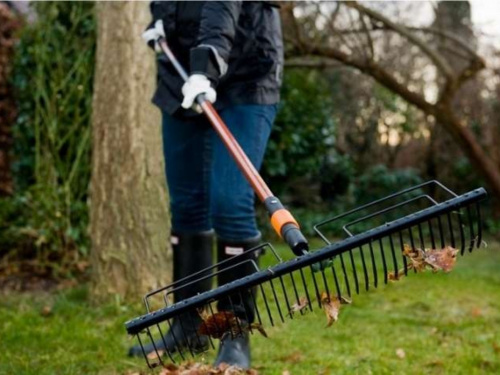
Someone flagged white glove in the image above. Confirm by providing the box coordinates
[181,74,217,111]
[142,20,165,52]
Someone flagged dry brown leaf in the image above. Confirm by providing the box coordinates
[396,348,406,359]
[403,244,427,272]
[423,246,458,272]
[40,305,52,317]
[198,310,268,340]
[320,292,341,327]
[279,351,304,364]
[289,297,309,314]
[249,323,268,338]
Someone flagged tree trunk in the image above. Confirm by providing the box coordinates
[90,2,171,303]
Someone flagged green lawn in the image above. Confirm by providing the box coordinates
[1,243,499,375]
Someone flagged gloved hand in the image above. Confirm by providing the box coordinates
[181,74,217,112]
[141,20,165,52]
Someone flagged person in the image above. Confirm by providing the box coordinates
[128,1,283,369]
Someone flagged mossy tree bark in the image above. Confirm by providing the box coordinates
[90,2,171,303]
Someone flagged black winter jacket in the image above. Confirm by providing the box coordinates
[147,1,284,116]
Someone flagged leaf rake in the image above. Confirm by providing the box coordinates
[125,38,488,369]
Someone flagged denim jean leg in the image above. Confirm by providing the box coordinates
[211,104,277,241]
[162,111,212,233]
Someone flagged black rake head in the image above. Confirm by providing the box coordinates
[125,181,487,369]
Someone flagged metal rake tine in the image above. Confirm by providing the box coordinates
[167,318,185,360]
[308,265,322,308]
[436,215,446,248]
[319,262,331,298]
[278,275,293,319]
[428,218,436,249]
[137,334,153,368]
[358,246,369,291]
[269,279,285,323]
[417,223,425,250]
[259,283,274,326]
[299,268,313,312]
[446,212,456,248]
[187,311,204,350]
[378,238,388,284]
[228,296,244,336]
[456,209,466,255]
[476,202,483,248]
[388,235,399,280]
[348,249,360,294]
[368,242,378,288]
[146,327,164,367]
[178,316,195,358]
[238,290,254,333]
[249,287,263,325]
[221,308,235,340]
[289,271,305,316]
[156,323,175,362]
[398,231,408,276]
[329,258,343,299]
[408,227,417,273]
[338,253,352,297]
[466,205,475,252]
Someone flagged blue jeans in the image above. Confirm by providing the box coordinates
[162,104,277,241]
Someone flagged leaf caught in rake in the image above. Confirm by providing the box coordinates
[198,310,268,339]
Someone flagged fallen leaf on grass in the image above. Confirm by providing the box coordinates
[282,371,291,375]
[395,348,406,359]
[278,351,304,364]
[40,305,52,317]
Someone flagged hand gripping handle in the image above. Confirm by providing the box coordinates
[157,38,309,256]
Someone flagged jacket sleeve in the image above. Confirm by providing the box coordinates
[190,1,243,81]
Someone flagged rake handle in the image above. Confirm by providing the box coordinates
[158,38,308,256]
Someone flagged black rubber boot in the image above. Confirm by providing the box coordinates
[213,236,262,370]
[128,231,213,357]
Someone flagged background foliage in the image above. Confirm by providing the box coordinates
[0,2,95,279]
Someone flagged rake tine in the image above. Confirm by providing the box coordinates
[289,272,305,316]
[348,249,360,294]
[358,246,369,291]
[319,263,331,298]
[259,283,274,326]
[428,218,436,249]
[249,288,263,325]
[398,231,408,276]
[221,308,235,340]
[269,279,285,323]
[156,323,175,362]
[437,215,445,248]
[137,333,154,368]
[338,253,352,297]
[329,258,343,299]
[308,265,322,308]
[388,235,399,280]
[408,227,417,273]
[446,212,456,248]
[146,327,164,366]
[457,209,466,255]
[368,241,378,288]
[178,316,195,358]
[238,291,253,333]
[476,202,482,248]
[278,276,293,319]
[417,223,425,250]
[187,311,204,350]
[466,205,475,252]
[378,239,388,284]
[167,318,184,360]
[299,268,313,311]
[228,296,244,336]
